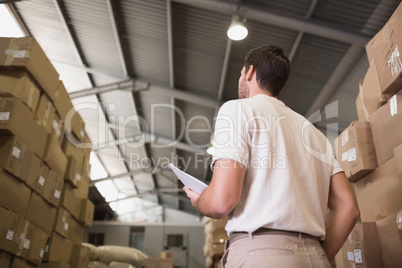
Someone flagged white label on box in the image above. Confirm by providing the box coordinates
[342,152,349,162]
[341,131,349,147]
[45,245,49,253]
[348,148,357,162]
[80,129,85,137]
[353,249,363,264]
[12,146,21,159]
[54,189,61,199]
[5,49,14,55]
[53,120,61,135]
[64,222,69,231]
[6,230,14,240]
[347,251,354,261]
[0,112,10,121]
[23,239,30,249]
[390,95,398,117]
[39,175,46,186]
[76,173,81,182]
[13,50,27,58]
[19,233,25,240]
[40,248,44,258]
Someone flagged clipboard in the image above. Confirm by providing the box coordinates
[168,163,208,194]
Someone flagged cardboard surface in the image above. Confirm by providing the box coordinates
[26,226,48,265]
[0,206,22,255]
[42,169,64,207]
[0,97,48,157]
[370,90,402,165]
[44,232,73,263]
[335,121,377,182]
[67,217,85,244]
[53,207,71,238]
[0,169,31,217]
[354,156,402,221]
[25,192,56,236]
[43,134,67,179]
[0,250,12,268]
[0,37,60,100]
[24,154,48,196]
[61,183,82,220]
[16,219,34,260]
[341,222,383,268]
[0,134,35,182]
[79,198,95,227]
[35,93,55,134]
[365,3,402,97]
[70,243,90,268]
[376,212,402,268]
[53,81,73,122]
[0,70,40,114]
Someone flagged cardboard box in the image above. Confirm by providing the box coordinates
[67,217,85,244]
[0,206,23,254]
[25,192,56,236]
[0,37,60,100]
[0,70,40,114]
[79,198,94,227]
[64,156,82,188]
[145,258,175,268]
[25,226,48,265]
[341,222,383,268]
[43,134,67,179]
[0,97,48,157]
[0,250,12,268]
[204,217,228,234]
[35,93,56,134]
[16,219,34,260]
[44,232,73,263]
[25,155,48,196]
[369,90,402,166]
[51,112,64,146]
[335,121,377,182]
[62,139,85,170]
[76,173,89,199]
[39,261,71,268]
[376,212,402,268]
[354,156,402,222]
[356,64,387,121]
[42,169,64,207]
[53,81,73,122]
[70,243,90,268]
[365,3,402,98]
[0,169,31,217]
[9,256,36,268]
[61,183,82,220]
[53,207,71,238]
[0,134,35,182]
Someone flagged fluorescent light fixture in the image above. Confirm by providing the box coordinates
[0,4,25,37]
[227,19,248,41]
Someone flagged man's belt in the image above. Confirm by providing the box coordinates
[230,227,319,241]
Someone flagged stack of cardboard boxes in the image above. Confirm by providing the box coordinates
[0,36,94,268]
[203,217,228,268]
[335,3,402,268]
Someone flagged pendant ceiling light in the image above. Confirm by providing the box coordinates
[227,17,248,41]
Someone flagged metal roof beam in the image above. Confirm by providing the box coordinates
[106,0,128,78]
[171,0,371,45]
[167,0,175,88]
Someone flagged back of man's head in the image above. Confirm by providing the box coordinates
[244,45,290,96]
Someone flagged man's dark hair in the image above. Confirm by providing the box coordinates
[244,45,290,96]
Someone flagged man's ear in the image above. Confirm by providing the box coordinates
[246,65,255,81]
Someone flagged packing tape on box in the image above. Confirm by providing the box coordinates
[387,45,402,79]
[18,221,30,253]
[4,39,30,65]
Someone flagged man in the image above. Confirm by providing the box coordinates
[183,45,360,267]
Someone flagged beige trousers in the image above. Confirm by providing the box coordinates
[221,233,331,268]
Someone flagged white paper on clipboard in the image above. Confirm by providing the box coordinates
[168,163,208,194]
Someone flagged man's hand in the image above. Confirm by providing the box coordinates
[183,186,200,209]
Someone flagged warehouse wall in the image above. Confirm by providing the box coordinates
[84,221,205,268]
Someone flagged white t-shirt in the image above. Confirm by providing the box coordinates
[212,94,343,240]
